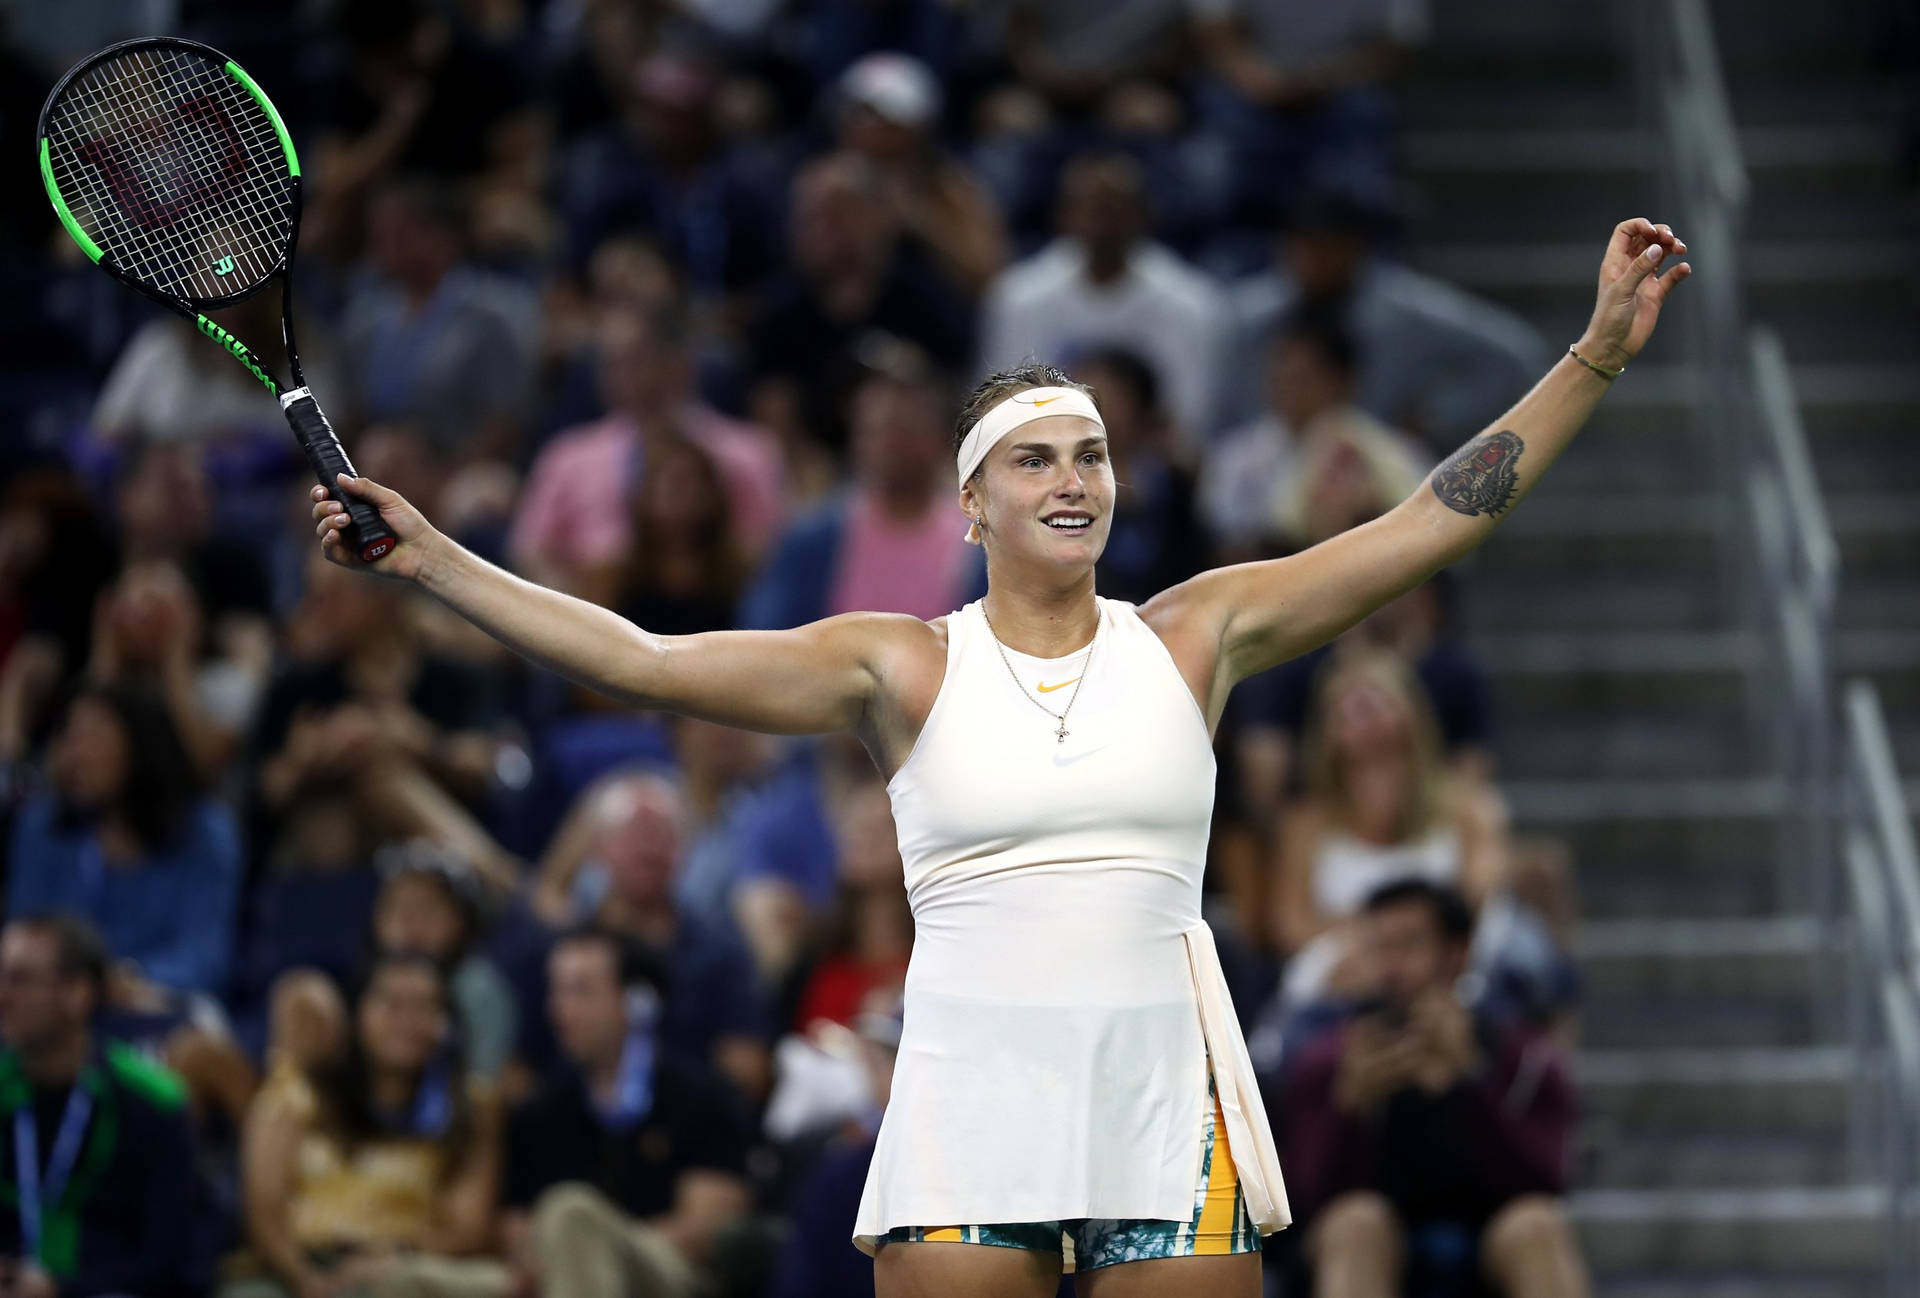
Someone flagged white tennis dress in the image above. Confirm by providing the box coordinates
[853,596,1290,1252]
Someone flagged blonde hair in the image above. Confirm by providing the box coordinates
[1298,649,1449,841]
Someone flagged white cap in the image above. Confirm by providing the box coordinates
[840,53,941,128]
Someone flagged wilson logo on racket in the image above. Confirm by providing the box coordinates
[212,255,235,275]
[195,314,277,395]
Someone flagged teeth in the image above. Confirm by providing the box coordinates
[1046,517,1090,530]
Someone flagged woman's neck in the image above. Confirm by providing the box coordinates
[980,572,1099,658]
[1340,759,1415,843]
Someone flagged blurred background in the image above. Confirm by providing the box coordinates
[0,0,1916,1295]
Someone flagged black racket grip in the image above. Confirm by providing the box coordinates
[280,388,396,563]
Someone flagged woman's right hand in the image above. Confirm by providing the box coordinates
[311,474,437,584]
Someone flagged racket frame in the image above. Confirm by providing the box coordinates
[37,36,388,559]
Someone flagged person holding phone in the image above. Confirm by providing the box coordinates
[1278,880,1585,1298]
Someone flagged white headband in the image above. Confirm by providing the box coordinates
[955,386,1105,488]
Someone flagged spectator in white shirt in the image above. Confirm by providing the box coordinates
[1201,305,1429,559]
[979,152,1224,444]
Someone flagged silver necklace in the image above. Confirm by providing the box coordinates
[981,606,1098,743]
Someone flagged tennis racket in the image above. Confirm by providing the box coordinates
[37,37,395,562]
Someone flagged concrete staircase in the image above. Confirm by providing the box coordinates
[1396,1,1920,1292]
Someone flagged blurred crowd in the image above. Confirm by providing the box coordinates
[0,0,1592,1295]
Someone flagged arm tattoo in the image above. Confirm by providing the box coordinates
[1431,430,1525,517]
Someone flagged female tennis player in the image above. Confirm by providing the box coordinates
[313,218,1687,1297]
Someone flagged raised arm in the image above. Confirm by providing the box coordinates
[312,478,905,736]
[1155,218,1691,693]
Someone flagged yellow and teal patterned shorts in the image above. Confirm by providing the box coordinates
[880,1079,1260,1272]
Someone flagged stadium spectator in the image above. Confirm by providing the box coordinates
[728,734,879,990]
[510,302,786,596]
[740,352,984,629]
[500,926,753,1298]
[89,293,340,449]
[1277,879,1587,1298]
[7,684,241,999]
[1235,576,1494,818]
[110,441,273,664]
[352,422,521,575]
[765,991,903,1298]
[1221,178,1548,444]
[1200,304,1429,558]
[660,718,813,945]
[1191,0,1423,229]
[340,179,538,459]
[602,438,751,634]
[306,0,537,255]
[232,953,503,1298]
[82,560,236,783]
[745,153,975,455]
[250,554,519,890]
[997,0,1188,120]
[1069,347,1206,604]
[787,784,912,1033]
[558,49,787,300]
[370,842,517,1083]
[835,53,1009,295]
[1265,651,1511,1010]
[802,0,977,88]
[531,773,771,1102]
[980,152,1224,441]
[0,915,210,1298]
[0,469,118,704]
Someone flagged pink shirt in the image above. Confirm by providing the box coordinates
[509,408,786,574]
[825,492,973,623]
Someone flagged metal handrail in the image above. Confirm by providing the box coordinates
[1848,681,1920,959]
[1750,327,1839,615]
[1845,681,1920,1286]
[1879,971,1920,1293]
[1845,829,1894,1181]
[1665,0,1749,211]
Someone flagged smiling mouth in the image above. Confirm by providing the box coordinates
[1044,516,1092,533]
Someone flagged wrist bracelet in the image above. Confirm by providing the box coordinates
[1568,344,1624,379]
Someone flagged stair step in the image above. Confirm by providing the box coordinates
[1584,1128,1851,1190]
[1597,1276,1878,1298]
[1571,1185,1884,1272]
[1494,712,1753,779]
[1577,918,1822,997]
[1462,571,1728,633]
[1508,778,1784,878]
[1574,858,1782,921]
[1581,995,1815,1050]
[1577,1047,1852,1128]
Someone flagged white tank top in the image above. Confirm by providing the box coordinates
[1312,824,1464,917]
[853,598,1290,1249]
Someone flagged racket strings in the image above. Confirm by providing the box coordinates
[45,44,294,302]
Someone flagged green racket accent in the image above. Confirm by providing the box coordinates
[37,136,102,263]
[196,313,280,396]
[223,59,300,177]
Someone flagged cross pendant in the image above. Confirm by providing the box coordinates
[1056,720,1069,743]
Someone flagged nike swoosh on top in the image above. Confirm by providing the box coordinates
[1036,677,1080,693]
[1026,396,1060,406]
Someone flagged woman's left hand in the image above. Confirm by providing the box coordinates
[1579,217,1692,371]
